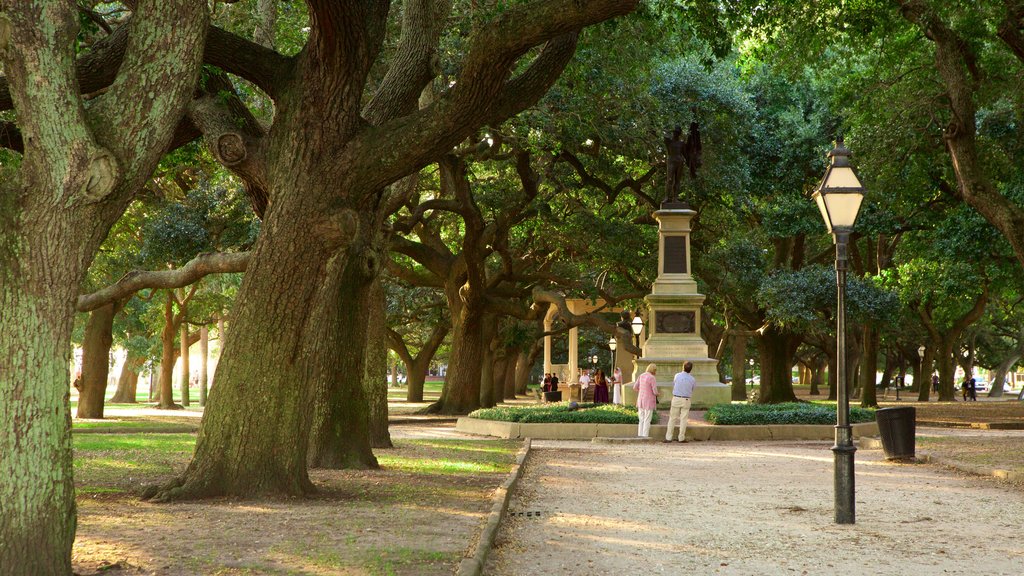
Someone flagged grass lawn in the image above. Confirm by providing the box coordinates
[918,436,1024,488]
[72,432,519,576]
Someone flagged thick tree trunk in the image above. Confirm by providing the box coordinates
[364,278,393,449]
[755,326,799,404]
[406,355,432,401]
[514,342,542,396]
[480,348,498,409]
[433,300,486,414]
[730,335,748,401]
[859,325,879,408]
[937,339,957,401]
[0,280,78,575]
[76,302,117,419]
[111,352,145,403]
[390,362,399,388]
[199,325,209,406]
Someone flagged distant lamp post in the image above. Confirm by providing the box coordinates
[813,135,865,525]
[609,337,617,376]
[630,313,645,350]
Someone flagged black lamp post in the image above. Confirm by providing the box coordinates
[812,136,865,525]
[609,337,617,377]
[630,313,644,350]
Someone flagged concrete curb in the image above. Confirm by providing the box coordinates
[456,417,879,442]
[456,438,532,576]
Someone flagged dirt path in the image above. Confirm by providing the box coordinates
[486,440,1024,575]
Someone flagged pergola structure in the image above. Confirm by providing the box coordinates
[541,298,643,385]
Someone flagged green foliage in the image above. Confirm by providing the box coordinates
[469,402,657,424]
[706,402,876,425]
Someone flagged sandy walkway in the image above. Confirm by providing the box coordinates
[486,440,1024,575]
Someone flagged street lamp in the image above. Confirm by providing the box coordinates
[630,313,645,350]
[609,337,617,377]
[812,135,865,525]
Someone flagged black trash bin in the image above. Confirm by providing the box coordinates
[543,391,562,402]
[875,406,916,460]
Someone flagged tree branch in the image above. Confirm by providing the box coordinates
[76,252,251,312]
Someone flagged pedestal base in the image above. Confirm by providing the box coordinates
[624,356,730,409]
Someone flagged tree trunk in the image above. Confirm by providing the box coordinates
[936,339,957,401]
[514,341,542,396]
[481,348,499,409]
[406,356,430,402]
[199,325,209,406]
[988,354,1020,398]
[755,326,799,404]
[180,318,190,407]
[918,346,935,402]
[730,335,748,401]
[390,362,398,388]
[810,357,825,396]
[364,278,393,449]
[0,0,205,566]
[433,298,486,414]
[0,281,77,575]
[503,347,518,400]
[306,247,381,469]
[111,352,145,403]
[859,325,879,408]
[156,292,180,409]
[76,302,117,419]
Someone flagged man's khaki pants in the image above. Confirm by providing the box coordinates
[665,396,691,441]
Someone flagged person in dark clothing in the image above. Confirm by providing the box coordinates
[968,376,978,401]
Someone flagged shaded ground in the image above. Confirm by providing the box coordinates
[72,435,518,576]
[487,440,1024,576]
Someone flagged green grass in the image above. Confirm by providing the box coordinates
[706,402,876,425]
[378,439,517,475]
[469,402,657,424]
[72,419,198,433]
[73,433,196,494]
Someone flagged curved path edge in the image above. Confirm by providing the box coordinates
[456,437,532,576]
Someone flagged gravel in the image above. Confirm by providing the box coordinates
[486,439,1024,575]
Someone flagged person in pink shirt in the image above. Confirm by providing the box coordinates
[633,363,659,438]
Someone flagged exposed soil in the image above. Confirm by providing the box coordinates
[72,435,516,576]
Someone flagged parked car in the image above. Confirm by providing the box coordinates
[974,378,990,393]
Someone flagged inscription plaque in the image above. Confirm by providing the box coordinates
[663,236,687,274]
[655,311,696,334]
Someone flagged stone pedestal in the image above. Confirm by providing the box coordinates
[625,208,730,409]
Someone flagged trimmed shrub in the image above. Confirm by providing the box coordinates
[705,402,875,425]
[469,402,658,424]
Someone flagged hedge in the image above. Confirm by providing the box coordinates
[705,402,875,425]
[469,402,658,424]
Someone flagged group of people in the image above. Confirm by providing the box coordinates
[961,375,979,401]
[632,361,696,442]
[542,367,627,404]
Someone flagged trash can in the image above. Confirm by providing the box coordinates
[875,406,916,460]
[543,391,562,402]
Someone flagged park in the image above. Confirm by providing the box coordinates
[3,1,1024,575]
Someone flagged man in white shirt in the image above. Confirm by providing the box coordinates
[664,361,696,443]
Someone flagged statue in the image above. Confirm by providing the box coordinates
[663,121,702,207]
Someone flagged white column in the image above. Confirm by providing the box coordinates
[568,326,579,383]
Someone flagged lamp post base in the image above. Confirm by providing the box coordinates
[832,424,856,524]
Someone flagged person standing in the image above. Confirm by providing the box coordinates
[550,372,559,392]
[612,367,623,405]
[593,370,610,404]
[633,364,659,438]
[968,375,978,401]
[664,361,696,443]
[932,373,939,393]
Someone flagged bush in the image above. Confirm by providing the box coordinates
[469,402,658,424]
[705,402,875,425]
